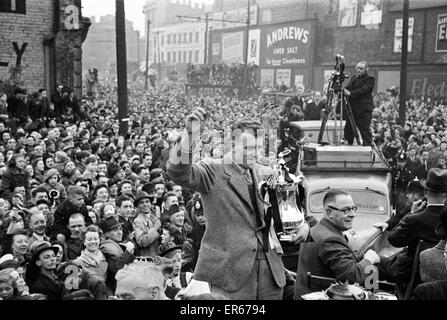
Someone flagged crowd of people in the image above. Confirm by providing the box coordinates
[186,62,258,94]
[0,69,446,300]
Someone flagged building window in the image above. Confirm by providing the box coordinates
[184,33,188,43]
[167,34,171,45]
[161,36,164,46]
[189,32,193,43]
[0,0,26,14]
[183,51,187,62]
[173,34,176,44]
[195,32,199,43]
[167,51,171,63]
[178,51,182,63]
[178,33,182,44]
[188,50,192,63]
[194,50,199,63]
[393,17,414,53]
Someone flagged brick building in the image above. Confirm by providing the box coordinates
[208,0,447,99]
[0,0,90,98]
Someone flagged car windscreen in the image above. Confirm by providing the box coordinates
[309,189,388,215]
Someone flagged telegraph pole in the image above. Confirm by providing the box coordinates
[399,0,409,126]
[156,31,162,80]
[242,0,251,98]
[115,0,128,135]
[145,19,151,91]
[204,13,209,64]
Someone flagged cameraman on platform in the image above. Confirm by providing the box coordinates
[343,61,375,146]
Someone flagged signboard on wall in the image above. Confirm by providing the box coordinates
[436,13,447,52]
[212,42,221,56]
[295,75,304,89]
[260,20,314,68]
[338,0,358,27]
[361,0,382,26]
[260,69,275,88]
[248,29,261,65]
[276,69,291,87]
[408,72,447,98]
[221,31,244,64]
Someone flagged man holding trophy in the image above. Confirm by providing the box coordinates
[167,107,310,300]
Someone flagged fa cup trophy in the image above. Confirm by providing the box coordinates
[262,149,305,242]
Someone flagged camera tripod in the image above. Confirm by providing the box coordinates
[317,88,361,146]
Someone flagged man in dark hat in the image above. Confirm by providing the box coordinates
[26,241,63,300]
[159,241,193,299]
[100,216,136,293]
[381,168,447,286]
[132,191,162,257]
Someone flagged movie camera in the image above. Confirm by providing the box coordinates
[328,54,349,93]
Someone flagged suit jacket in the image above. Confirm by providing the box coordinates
[419,240,447,283]
[345,73,375,115]
[133,211,160,257]
[294,218,372,299]
[167,153,286,292]
[388,205,444,255]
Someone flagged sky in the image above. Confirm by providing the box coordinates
[82,0,214,35]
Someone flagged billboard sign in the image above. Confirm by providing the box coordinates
[260,21,314,68]
[436,13,447,52]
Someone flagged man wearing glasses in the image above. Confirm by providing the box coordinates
[295,190,380,298]
[343,60,375,146]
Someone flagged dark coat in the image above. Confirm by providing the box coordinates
[412,280,447,300]
[118,215,134,242]
[304,100,325,120]
[66,237,83,261]
[294,218,373,299]
[30,273,64,300]
[50,199,93,239]
[388,205,444,255]
[0,166,29,202]
[345,73,375,115]
[51,92,64,118]
[100,239,135,293]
